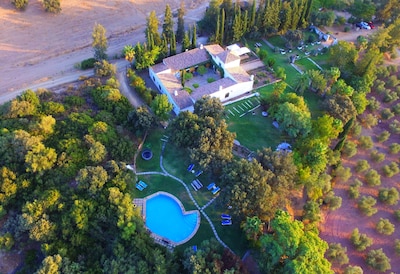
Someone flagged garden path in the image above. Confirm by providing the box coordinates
[136,140,232,252]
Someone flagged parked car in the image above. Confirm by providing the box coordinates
[368,21,375,29]
[360,22,371,29]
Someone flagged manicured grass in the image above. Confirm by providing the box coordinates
[133,174,196,210]
[205,203,249,257]
[311,53,331,70]
[267,35,287,48]
[303,91,324,118]
[136,129,164,173]
[225,96,285,151]
[296,57,321,72]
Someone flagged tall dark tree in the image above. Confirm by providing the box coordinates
[162,5,174,43]
[176,1,186,43]
[191,24,197,49]
[146,11,161,48]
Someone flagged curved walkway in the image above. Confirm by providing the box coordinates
[136,141,232,252]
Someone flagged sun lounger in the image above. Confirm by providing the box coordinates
[191,182,198,191]
[222,220,232,226]
[212,187,220,195]
[221,214,231,220]
[195,170,203,177]
[136,184,144,191]
[207,182,216,190]
[187,164,194,172]
[195,179,203,189]
[138,180,147,188]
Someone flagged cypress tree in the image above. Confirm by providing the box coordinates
[182,31,191,52]
[162,5,174,42]
[191,24,197,49]
[170,32,177,55]
[176,1,185,42]
[220,9,225,45]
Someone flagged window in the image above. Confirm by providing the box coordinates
[225,92,229,98]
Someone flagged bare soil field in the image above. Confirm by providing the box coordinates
[320,107,400,272]
[0,0,208,101]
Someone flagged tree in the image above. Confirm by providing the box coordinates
[348,179,363,199]
[349,0,376,21]
[92,23,108,61]
[36,254,62,274]
[351,228,373,251]
[134,43,160,70]
[275,101,312,138]
[365,169,381,186]
[344,265,363,274]
[146,11,161,47]
[376,218,395,235]
[94,60,116,78]
[395,239,400,255]
[241,216,264,244]
[151,94,172,121]
[378,187,399,205]
[358,196,378,216]
[366,249,391,272]
[11,0,28,10]
[326,243,349,265]
[76,166,108,196]
[259,210,332,274]
[182,31,191,52]
[307,69,327,94]
[324,94,357,124]
[327,41,358,75]
[302,200,321,223]
[25,142,57,173]
[0,167,18,206]
[193,96,225,120]
[127,107,155,133]
[219,159,274,221]
[176,1,185,42]
[122,45,135,63]
[42,0,61,13]
[162,5,174,43]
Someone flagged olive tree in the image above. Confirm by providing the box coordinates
[42,0,61,13]
[376,218,395,235]
[11,0,28,10]
[358,196,378,216]
[326,243,349,265]
[351,228,373,251]
[378,187,399,205]
[366,249,391,272]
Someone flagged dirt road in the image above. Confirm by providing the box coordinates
[0,0,208,104]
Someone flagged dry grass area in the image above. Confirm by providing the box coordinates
[0,0,208,96]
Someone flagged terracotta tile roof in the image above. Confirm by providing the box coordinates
[163,48,209,71]
[217,51,240,64]
[204,44,225,56]
[157,73,193,109]
[226,66,251,82]
[191,78,236,101]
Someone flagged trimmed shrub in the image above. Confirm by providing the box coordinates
[192,83,199,88]
[326,243,349,265]
[207,77,215,83]
[361,113,378,128]
[379,187,399,205]
[366,249,391,272]
[377,131,390,143]
[358,196,378,216]
[389,119,400,134]
[376,218,395,235]
[342,141,357,158]
[355,160,370,173]
[323,191,342,211]
[344,265,363,274]
[359,136,374,149]
[380,108,394,120]
[370,150,385,163]
[382,162,400,177]
[351,228,373,251]
[365,169,381,186]
[81,58,96,70]
[389,143,400,154]
[395,210,400,221]
[184,72,193,81]
[392,103,400,115]
[349,179,363,199]
[197,65,207,76]
[334,165,352,182]
[395,239,400,255]
[367,96,380,111]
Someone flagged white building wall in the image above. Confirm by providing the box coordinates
[210,80,254,102]
[223,59,240,69]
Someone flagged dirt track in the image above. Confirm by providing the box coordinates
[0,0,208,103]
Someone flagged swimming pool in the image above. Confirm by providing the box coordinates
[145,192,200,245]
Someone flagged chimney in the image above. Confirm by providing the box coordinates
[219,85,223,91]
[174,90,178,96]
[250,75,254,81]
[200,44,204,49]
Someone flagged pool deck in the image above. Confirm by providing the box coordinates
[137,191,201,247]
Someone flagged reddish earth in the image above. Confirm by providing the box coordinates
[320,101,400,272]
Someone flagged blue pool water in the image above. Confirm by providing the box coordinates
[145,193,199,243]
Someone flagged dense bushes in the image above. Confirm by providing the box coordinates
[81,58,96,70]
[127,68,157,104]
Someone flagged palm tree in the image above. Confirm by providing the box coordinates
[294,73,310,95]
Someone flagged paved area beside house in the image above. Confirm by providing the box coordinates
[135,140,232,252]
[241,60,266,72]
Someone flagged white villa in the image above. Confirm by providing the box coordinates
[149,44,254,115]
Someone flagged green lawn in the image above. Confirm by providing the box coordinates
[296,57,321,72]
[136,129,164,173]
[225,95,285,151]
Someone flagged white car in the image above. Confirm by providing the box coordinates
[360,22,371,30]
